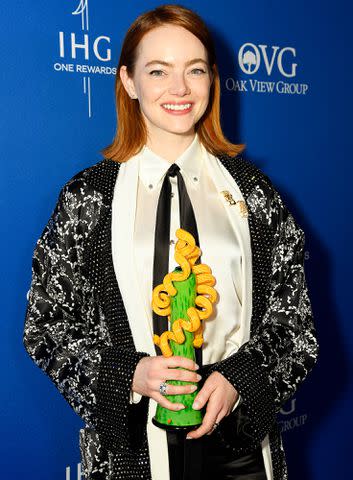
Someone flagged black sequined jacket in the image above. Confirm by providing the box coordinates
[23,154,319,480]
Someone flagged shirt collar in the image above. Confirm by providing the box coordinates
[138,133,203,191]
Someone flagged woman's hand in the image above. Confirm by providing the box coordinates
[132,355,202,411]
[186,371,239,439]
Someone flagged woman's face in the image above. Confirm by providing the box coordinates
[120,25,213,140]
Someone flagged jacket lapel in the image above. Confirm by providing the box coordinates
[214,153,275,335]
[203,149,253,347]
[111,154,156,356]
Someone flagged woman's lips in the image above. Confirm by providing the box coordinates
[161,102,193,115]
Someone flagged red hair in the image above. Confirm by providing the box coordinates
[101,4,246,163]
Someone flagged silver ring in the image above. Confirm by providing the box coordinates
[212,422,219,430]
[159,382,168,396]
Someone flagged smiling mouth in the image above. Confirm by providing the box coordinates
[161,102,193,112]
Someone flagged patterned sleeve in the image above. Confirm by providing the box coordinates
[23,179,149,442]
[205,178,319,444]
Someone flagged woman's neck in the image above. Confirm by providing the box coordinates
[146,131,196,163]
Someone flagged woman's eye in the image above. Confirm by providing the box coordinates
[149,70,164,76]
[191,68,206,75]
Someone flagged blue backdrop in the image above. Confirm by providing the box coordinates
[1,1,352,478]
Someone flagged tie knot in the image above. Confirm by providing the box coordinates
[166,163,180,178]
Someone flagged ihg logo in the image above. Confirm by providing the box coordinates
[59,32,111,61]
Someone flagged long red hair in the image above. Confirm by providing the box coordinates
[101,4,246,163]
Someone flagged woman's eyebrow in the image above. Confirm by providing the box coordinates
[144,58,208,68]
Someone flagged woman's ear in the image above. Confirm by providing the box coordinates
[120,65,138,99]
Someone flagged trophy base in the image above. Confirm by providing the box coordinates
[152,416,200,432]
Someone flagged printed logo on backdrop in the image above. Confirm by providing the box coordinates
[278,398,309,433]
[54,0,116,117]
[226,43,309,96]
[66,463,82,480]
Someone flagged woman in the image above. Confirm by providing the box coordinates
[23,4,319,480]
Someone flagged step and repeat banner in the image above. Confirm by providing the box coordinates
[1,1,351,479]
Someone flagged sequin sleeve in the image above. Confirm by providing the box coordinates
[23,178,149,437]
[204,179,319,445]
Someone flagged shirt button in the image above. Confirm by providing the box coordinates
[171,192,174,197]
[148,184,153,189]
[170,239,175,245]
[193,176,198,182]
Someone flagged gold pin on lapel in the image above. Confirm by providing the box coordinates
[221,190,236,205]
[236,200,248,218]
[220,191,248,218]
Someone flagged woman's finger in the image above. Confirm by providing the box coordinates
[187,399,221,439]
[165,355,199,371]
[161,368,201,383]
[151,392,186,411]
[206,408,228,435]
[186,389,226,439]
[163,383,198,396]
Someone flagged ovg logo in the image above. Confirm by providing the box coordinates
[226,42,309,95]
[53,0,116,117]
[239,43,297,77]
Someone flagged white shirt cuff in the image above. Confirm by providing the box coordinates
[231,395,242,412]
[129,389,142,404]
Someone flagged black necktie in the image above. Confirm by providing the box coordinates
[152,163,202,367]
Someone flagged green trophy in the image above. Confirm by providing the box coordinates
[151,228,218,430]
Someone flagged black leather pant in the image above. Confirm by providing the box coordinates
[167,429,267,480]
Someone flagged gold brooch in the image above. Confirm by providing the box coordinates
[236,200,248,218]
[221,191,248,218]
[221,190,236,205]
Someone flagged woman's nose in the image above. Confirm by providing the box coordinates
[168,73,190,96]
